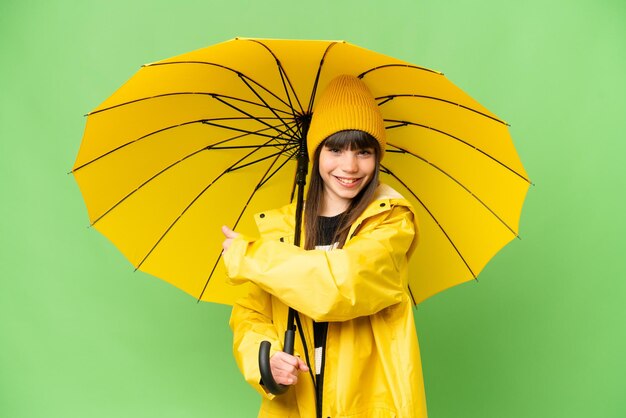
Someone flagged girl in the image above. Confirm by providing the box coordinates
[221,75,427,417]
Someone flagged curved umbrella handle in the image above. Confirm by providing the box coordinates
[258,328,295,395]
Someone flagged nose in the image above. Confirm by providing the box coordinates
[340,152,359,173]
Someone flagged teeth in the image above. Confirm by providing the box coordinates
[337,177,358,184]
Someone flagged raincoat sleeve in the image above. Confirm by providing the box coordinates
[229,284,281,399]
[223,205,416,322]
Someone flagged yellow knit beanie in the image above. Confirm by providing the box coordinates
[307,75,386,161]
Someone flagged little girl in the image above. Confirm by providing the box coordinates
[222,75,427,417]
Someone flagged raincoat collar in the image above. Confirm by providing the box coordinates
[254,183,417,248]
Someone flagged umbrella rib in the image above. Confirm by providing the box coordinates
[87,92,290,117]
[74,119,203,173]
[201,119,295,145]
[379,95,508,126]
[202,121,295,151]
[144,60,297,111]
[73,118,292,173]
[386,142,520,238]
[90,123,297,226]
[208,144,294,150]
[257,147,297,190]
[359,63,443,78]
[237,75,299,139]
[197,138,295,301]
[380,164,478,280]
[407,285,417,306]
[385,119,531,184]
[135,135,296,271]
[244,39,306,115]
[202,120,297,149]
[306,41,342,115]
[209,95,297,141]
[228,144,298,172]
[275,62,302,118]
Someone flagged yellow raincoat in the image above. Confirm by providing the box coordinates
[224,184,428,417]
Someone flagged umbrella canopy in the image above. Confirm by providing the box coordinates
[72,37,530,306]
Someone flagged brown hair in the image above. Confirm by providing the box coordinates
[304,130,381,250]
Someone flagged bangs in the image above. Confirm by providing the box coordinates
[323,130,380,154]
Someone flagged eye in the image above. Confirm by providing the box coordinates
[357,148,374,156]
[324,146,342,154]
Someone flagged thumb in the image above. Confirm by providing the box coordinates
[296,357,309,372]
[221,225,238,238]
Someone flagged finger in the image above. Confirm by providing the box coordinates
[274,373,298,386]
[271,356,298,374]
[270,365,298,385]
[272,362,298,375]
[273,352,300,367]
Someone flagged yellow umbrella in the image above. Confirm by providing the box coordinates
[72,37,530,307]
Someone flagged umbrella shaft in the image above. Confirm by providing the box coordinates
[283,328,295,355]
[293,137,308,248]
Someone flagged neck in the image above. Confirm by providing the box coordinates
[320,195,350,217]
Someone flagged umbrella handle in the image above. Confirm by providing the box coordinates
[258,328,295,395]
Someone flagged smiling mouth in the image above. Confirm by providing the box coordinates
[335,176,361,185]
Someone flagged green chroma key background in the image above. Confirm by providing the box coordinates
[1,0,625,417]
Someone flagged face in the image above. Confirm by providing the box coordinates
[318,144,376,215]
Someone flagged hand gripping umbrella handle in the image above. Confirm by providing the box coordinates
[259,327,295,395]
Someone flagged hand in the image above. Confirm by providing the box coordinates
[270,351,309,386]
[221,225,239,252]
